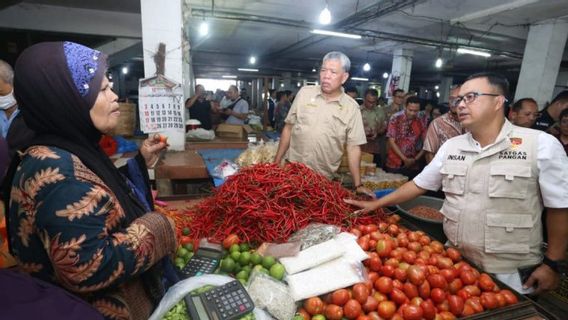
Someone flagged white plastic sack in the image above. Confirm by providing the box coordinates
[186,128,215,140]
[279,238,344,275]
[334,232,369,262]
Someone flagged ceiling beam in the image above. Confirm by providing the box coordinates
[0,0,23,10]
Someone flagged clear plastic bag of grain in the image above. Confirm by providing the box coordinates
[287,223,341,250]
[246,270,296,320]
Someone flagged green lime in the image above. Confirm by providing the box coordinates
[239,252,251,266]
[261,256,276,269]
[269,263,285,280]
[238,278,247,286]
[236,270,249,281]
[312,314,326,320]
[233,264,242,274]
[183,243,194,252]
[220,258,235,273]
[242,265,252,274]
[292,316,305,320]
[230,251,241,261]
[174,257,185,266]
[239,243,250,252]
[182,227,190,236]
[250,252,262,265]
[252,264,264,272]
[183,252,193,262]
[177,247,189,258]
[229,244,241,253]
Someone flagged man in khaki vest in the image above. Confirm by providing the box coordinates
[346,72,568,295]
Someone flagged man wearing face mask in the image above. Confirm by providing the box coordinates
[0,59,34,162]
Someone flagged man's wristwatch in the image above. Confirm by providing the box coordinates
[542,256,567,276]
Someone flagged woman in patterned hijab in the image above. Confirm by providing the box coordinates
[4,41,176,319]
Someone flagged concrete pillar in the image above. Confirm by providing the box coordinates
[515,19,568,109]
[391,49,413,93]
[140,0,190,151]
[439,77,453,103]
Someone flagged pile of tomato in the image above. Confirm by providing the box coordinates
[296,215,519,320]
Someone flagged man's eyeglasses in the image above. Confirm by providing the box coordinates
[455,92,504,105]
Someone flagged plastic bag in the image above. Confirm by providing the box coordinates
[287,223,341,250]
[246,271,296,320]
[114,136,139,153]
[213,159,239,179]
[186,128,215,140]
[286,258,367,301]
[334,232,369,263]
[149,274,271,320]
[280,238,344,275]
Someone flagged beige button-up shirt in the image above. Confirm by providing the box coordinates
[284,85,367,177]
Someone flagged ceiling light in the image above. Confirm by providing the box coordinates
[382,72,389,79]
[238,68,259,72]
[457,48,491,58]
[436,92,440,98]
[222,75,237,79]
[280,83,285,87]
[297,82,301,87]
[122,66,128,75]
[311,29,361,39]
[363,63,371,72]
[319,5,331,25]
[435,85,439,90]
[312,68,317,72]
[435,58,443,68]
[315,81,319,85]
[199,21,209,36]
[351,77,369,81]
[425,90,429,93]
[249,56,256,64]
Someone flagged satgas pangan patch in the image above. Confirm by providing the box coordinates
[498,150,528,160]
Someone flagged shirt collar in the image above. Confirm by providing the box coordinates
[316,86,349,106]
[460,119,514,153]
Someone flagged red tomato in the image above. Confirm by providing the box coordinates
[438,311,457,320]
[297,308,311,320]
[376,239,393,257]
[430,241,444,254]
[460,270,477,285]
[368,239,377,249]
[500,289,519,305]
[356,316,370,320]
[480,292,498,310]
[430,288,447,304]
[362,296,379,313]
[381,265,395,278]
[409,297,424,307]
[437,257,454,270]
[478,273,496,292]
[387,224,400,236]
[446,247,462,262]
[448,278,463,294]
[393,279,404,291]
[465,298,484,313]
[421,299,436,320]
[180,236,192,245]
[437,299,450,312]
[357,236,370,251]
[367,224,378,233]
[359,225,371,235]
[440,268,457,283]
[370,231,382,241]
[461,304,476,316]
[403,282,419,299]
[378,222,389,232]
[402,304,423,320]
[427,274,448,290]
[390,288,408,305]
[463,285,481,297]
[457,289,470,301]
[419,280,431,299]
[352,283,370,305]
[375,276,394,294]
[350,228,363,238]
[304,297,324,315]
[344,299,362,319]
[331,289,350,306]
[157,134,168,144]
[222,234,240,249]
[495,293,507,308]
[377,300,396,319]
[418,250,431,260]
[394,267,408,282]
[368,271,379,285]
[324,304,343,320]
[408,241,422,253]
[448,295,464,317]
[402,250,417,264]
[373,291,388,303]
[408,265,426,286]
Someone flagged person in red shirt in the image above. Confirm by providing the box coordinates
[385,96,427,178]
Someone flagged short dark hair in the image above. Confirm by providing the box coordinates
[406,96,420,106]
[268,89,275,95]
[559,108,568,121]
[465,72,509,97]
[551,90,568,105]
[345,86,358,95]
[364,88,378,98]
[511,98,537,113]
[276,91,287,101]
[393,89,404,96]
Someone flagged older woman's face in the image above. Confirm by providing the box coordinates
[90,76,119,134]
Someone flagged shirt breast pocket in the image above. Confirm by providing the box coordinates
[440,164,468,195]
[297,105,320,127]
[488,164,531,199]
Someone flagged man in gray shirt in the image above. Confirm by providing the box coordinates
[224,85,249,125]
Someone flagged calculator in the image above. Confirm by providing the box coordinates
[184,280,255,320]
[179,246,224,278]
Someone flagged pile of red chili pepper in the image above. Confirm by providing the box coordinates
[186,162,385,243]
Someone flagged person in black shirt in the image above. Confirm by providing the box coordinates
[533,90,568,133]
[185,84,213,130]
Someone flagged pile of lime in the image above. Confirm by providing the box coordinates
[219,244,285,283]
[174,242,194,270]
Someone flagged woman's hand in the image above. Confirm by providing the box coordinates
[140,134,168,168]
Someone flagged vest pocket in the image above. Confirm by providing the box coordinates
[488,165,531,199]
[484,212,532,254]
[440,164,468,195]
[441,203,460,246]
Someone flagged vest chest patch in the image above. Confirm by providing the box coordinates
[498,150,528,160]
[447,154,466,161]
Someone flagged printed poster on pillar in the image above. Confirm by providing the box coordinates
[138,75,184,133]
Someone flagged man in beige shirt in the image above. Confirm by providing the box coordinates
[274,51,368,193]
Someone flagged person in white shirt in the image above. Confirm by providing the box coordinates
[223,85,249,125]
[346,72,568,295]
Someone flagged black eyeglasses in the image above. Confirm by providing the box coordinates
[455,92,503,105]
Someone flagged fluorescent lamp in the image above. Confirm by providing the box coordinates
[238,68,259,72]
[311,29,361,39]
[297,82,301,87]
[249,56,256,64]
[363,63,371,72]
[319,6,331,25]
[222,75,237,79]
[457,48,491,58]
[351,77,369,81]
[312,68,317,72]
[435,85,439,90]
[435,58,443,68]
[280,83,285,87]
[122,66,128,74]
[382,72,389,79]
[199,22,209,36]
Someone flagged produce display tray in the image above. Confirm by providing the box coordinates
[397,217,556,320]
[391,195,446,243]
